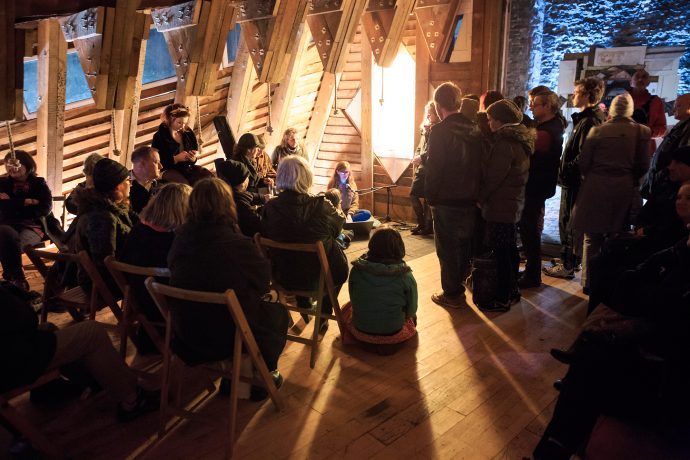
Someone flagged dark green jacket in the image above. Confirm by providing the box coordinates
[348,256,417,335]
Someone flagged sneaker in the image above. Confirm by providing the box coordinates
[117,387,160,422]
[542,263,575,279]
[410,225,424,235]
[431,292,466,309]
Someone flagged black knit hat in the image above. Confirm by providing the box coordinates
[486,99,523,124]
[93,158,129,193]
[217,160,250,187]
[671,146,690,167]
[236,133,265,151]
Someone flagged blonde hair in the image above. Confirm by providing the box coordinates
[421,101,437,130]
[276,155,313,194]
[609,93,634,118]
[327,161,357,190]
[281,128,297,147]
[139,183,192,230]
[188,178,237,224]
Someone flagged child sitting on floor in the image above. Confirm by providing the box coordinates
[344,227,418,348]
[324,188,353,249]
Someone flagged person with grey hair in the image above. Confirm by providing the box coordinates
[64,152,104,215]
[260,155,348,334]
[570,93,651,291]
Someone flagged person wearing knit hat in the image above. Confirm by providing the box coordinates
[74,157,137,294]
[478,97,535,312]
[216,159,261,237]
[486,99,523,125]
[569,92,650,292]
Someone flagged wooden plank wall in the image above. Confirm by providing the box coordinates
[0,67,231,198]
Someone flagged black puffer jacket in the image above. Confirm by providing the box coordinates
[480,123,535,223]
[0,175,52,230]
[261,190,348,290]
[424,113,484,206]
[526,116,566,201]
[559,106,606,189]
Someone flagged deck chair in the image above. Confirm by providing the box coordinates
[104,257,170,357]
[144,278,285,458]
[24,247,122,323]
[253,235,345,368]
[0,369,64,458]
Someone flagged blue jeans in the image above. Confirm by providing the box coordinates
[432,205,476,296]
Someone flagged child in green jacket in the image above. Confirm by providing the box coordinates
[345,228,417,344]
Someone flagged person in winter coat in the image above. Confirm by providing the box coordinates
[261,155,348,334]
[168,178,287,394]
[271,127,309,168]
[518,88,566,288]
[571,93,651,290]
[73,158,138,293]
[346,228,417,344]
[233,133,274,205]
[216,159,262,238]
[479,99,535,312]
[0,150,53,291]
[409,101,439,235]
[544,77,606,280]
[425,82,484,310]
[151,103,212,185]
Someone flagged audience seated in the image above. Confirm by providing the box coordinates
[271,127,309,169]
[151,103,212,185]
[73,158,137,292]
[0,282,159,423]
[232,133,274,205]
[255,134,277,184]
[0,151,53,292]
[167,178,287,397]
[64,152,103,215]
[323,188,353,249]
[326,161,371,222]
[217,159,261,238]
[129,146,163,214]
[120,183,192,350]
[344,228,417,348]
[534,230,690,460]
[261,155,348,333]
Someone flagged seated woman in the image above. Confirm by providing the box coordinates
[64,152,104,215]
[216,159,261,238]
[232,133,274,205]
[261,156,348,333]
[73,158,137,293]
[0,282,158,422]
[271,128,308,169]
[326,161,372,222]
[344,228,417,348]
[151,103,212,185]
[0,150,53,291]
[120,183,191,351]
[168,178,287,398]
[533,230,690,460]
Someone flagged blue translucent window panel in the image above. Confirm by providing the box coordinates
[23,52,92,114]
[226,23,241,63]
[143,28,176,84]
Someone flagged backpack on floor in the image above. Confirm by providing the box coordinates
[469,252,498,308]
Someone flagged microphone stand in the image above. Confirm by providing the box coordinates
[352,184,410,226]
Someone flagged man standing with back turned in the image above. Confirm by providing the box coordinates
[425,82,484,309]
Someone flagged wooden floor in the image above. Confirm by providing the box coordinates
[4,230,590,460]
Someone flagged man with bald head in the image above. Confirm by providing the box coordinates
[641,93,690,200]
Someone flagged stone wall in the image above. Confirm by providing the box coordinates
[505,0,689,98]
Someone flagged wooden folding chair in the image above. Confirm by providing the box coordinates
[145,278,285,458]
[24,247,122,323]
[0,369,64,458]
[253,235,345,368]
[104,256,170,357]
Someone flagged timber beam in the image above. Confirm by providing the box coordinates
[235,0,309,83]
[414,0,460,62]
[306,0,367,74]
[360,0,415,67]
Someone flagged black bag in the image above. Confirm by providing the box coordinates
[469,252,498,308]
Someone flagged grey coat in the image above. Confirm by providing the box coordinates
[479,123,535,223]
[571,118,651,234]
